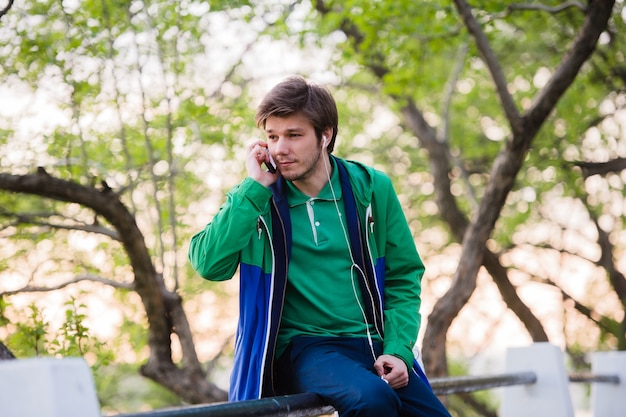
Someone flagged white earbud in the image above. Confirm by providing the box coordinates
[322,135,327,147]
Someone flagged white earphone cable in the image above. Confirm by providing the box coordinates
[322,147,377,362]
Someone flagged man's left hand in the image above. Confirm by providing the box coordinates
[374,354,409,389]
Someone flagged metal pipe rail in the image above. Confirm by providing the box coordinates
[430,371,538,395]
[114,371,619,417]
[568,372,620,384]
[115,393,333,417]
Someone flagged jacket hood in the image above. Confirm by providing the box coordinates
[333,156,376,207]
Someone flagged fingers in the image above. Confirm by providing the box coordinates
[248,141,269,164]
[248,140,268,151]
[246,141,278,187]
[385,367,409,389]
[374,355,409,389]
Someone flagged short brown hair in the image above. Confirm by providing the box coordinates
[255,76,338,152]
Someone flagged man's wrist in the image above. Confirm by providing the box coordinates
[383,347,413,371]
[239,177,272,209]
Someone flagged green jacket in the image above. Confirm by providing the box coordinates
[188,156,425,401]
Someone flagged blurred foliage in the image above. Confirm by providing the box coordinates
[96,362,182,414]
[5,297,114,366]
[2,296,175,413]
[447,357,499,417]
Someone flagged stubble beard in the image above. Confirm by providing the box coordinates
[282,147,326,183]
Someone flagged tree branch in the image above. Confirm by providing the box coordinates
[439,42,480,208]
[574,157,626,177]
[453,0,523,134]
[0,274,132,296]
[534,275,619,335]
[314,0,389,79]
[441,42,469,143]
[0,0,15,20]
[0,211,120,240]
[508,2,587,14]
[524,1,615,138]
[582,196,626,311]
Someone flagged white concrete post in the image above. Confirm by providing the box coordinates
[0,357,100,417]
[591,350,626,417]
[500,343,574,417]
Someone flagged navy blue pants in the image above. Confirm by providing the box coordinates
[274,336,451,417]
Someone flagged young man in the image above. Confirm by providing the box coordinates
[188,76,450,417]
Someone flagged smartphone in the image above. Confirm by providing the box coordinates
[264,148,277,174]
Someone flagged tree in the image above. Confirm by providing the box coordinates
[1,1,625,415]
[309,0,623,377]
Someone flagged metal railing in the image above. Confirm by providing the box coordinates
[568,372,620,384]
[115,392,334,417]
[430,371,538,395]
[114,371,619,417]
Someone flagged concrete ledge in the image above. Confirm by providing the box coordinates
[0,357,100,417]
[500,343,574,417]
[592,351,626,417]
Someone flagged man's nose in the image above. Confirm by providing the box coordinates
[273,137,288,154]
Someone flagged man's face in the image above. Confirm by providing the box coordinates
[265,113,325,184]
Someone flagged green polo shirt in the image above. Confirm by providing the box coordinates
[275,159,381,358]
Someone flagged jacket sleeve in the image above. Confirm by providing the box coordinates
[378,175,425,370]
[188,177,273,281]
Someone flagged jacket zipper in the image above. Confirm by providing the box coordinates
[257,214,274,399]
[257,201,288,398]
[365,204,384,337]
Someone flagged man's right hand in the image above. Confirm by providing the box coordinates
[246,140,279,187]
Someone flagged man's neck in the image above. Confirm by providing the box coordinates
[291,156,333,197]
